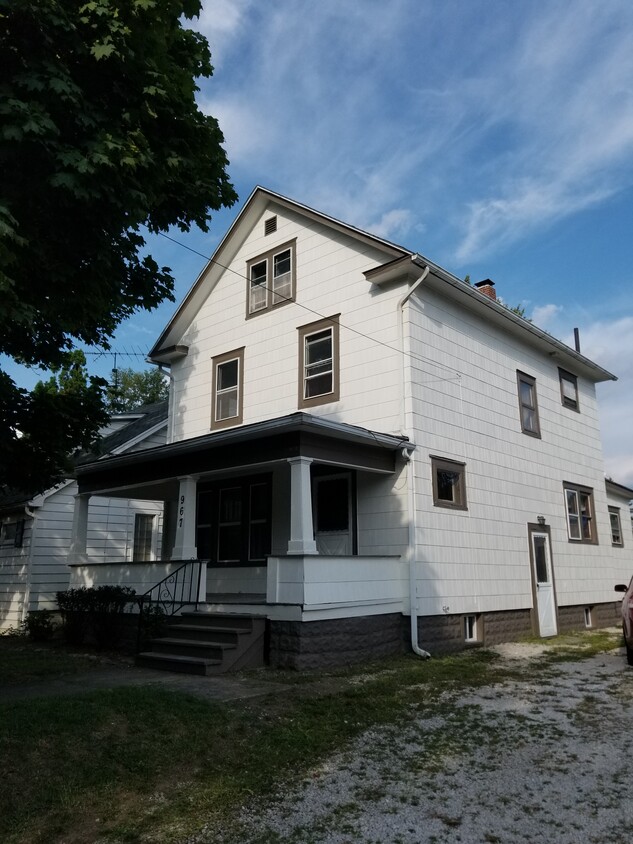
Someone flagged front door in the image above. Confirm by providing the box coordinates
[313,473,354,555]
[529,528,558,637]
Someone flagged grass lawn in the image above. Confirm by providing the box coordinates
[0,636,129,684]
[0,629,621,844]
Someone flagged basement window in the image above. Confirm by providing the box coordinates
[584,607,593,628]
[464,614,480,642]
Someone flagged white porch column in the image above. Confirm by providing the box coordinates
[170,476,199,560]
[69,493,90,564]
[287,457,318,554]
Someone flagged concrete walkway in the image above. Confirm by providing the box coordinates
[0,664,290,704]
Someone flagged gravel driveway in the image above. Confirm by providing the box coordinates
[226,641,633,844]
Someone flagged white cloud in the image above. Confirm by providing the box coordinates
[582,317,633,487]
[454,1,633,260]
[367,209,414,241]
[531,304,562,328]
[195,0,633,263]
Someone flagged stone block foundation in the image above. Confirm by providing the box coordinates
[268,613,404,670]
[267,601,622,669]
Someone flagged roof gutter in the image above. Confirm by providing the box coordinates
[410,256,616,383]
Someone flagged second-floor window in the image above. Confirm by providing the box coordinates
[211,347,244,430]
[517,371,540,437]
[559,368,579,411]
[564,483,596,543]
[246,239,296,316]
[298,316,340,409]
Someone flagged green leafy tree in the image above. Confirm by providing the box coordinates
[1,352,109,488]
[107,367,169,412]
[0,0,236,490]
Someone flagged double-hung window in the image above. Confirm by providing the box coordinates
[246,240,296,315]
[559,368,579,411]
[298,316,340,408]
[1,519,24,547]
[517,371,540,437]
[133,513,155,561]
[609,507,623,546]
[211,347,244,430]
[564,483,597,543]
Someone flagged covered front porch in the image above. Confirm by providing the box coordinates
[71,413,414,625]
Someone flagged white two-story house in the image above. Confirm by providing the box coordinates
[70,187,633,668]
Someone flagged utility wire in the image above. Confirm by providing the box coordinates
[159,231,463,386]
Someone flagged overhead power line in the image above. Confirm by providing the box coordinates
[158,231,463,385]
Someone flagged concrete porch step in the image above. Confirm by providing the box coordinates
[150,637,237,660]
[165,624,244,644]
[135,610,266,675]
[136,652,222,675]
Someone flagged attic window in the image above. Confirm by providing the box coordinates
[246,239,296,317]
[264,216,277,235]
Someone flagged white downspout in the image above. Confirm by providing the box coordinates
[398,261,431,658]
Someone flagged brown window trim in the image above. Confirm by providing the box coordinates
[516,370,541,438]
[245,238,296,318]
[297,315,340,409]
[609,506,624,547]
[563,482,598,544]
[558,367,580,412]
[431,456,468,511]
[211,347,245,431]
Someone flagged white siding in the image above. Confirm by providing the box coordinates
[0,488,165,630]
[170,204,407,442]
[0,516,32,630]
[406,288,632,616]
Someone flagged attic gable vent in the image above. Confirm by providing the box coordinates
[264,216,277,235]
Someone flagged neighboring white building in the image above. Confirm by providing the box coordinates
[0,403,167,631]
[69,188,633,667]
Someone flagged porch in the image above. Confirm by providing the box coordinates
[70,412,414,632]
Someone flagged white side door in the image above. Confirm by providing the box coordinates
[531,530,558,637]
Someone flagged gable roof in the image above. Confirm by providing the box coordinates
[90,401,168,458]
[0,401,168,514]
[149,187,616,384]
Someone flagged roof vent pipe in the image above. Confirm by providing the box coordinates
[574,328,581,353]
[474,279,496,300]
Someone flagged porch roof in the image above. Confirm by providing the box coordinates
[75,412,413,498]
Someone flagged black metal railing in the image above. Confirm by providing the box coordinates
[136,560,204,652]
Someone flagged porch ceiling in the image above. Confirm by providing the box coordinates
[76,412,413,497]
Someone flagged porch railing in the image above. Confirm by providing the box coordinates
[136,559,204,651]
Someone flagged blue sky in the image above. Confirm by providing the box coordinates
[7,0,633,483]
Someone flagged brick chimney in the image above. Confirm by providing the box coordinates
[474,279,496,300]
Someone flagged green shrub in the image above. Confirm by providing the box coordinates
[56,587,92,645]
[56,586,136,648]
[91,585,136,648]
[22,610,57,642]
